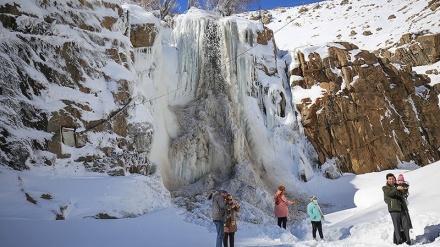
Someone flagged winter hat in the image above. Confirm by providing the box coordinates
[278,185,286,191]
[397,174,404,181]
[310,195,317,201]
[219,189,228,194]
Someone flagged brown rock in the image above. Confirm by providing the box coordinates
[261,15,271,25]
[130,23,157,48]
[294,43,440,174]
[391,33,440,67]
[256,27,274,46]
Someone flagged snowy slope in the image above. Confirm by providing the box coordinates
[249,0,439,51]
[1,161,439,246]
[239,0,440,85]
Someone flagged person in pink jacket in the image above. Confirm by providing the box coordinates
[274,185,298,229]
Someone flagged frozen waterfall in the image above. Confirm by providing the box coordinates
[153,9,319,195]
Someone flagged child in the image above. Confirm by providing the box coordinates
[397,174,409,204]
[396,173,413,243]
[307,195,324,241]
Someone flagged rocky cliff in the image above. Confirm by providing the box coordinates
[291,39,440,175]
[0,0,157,175]
[0,0,317,202]
[1,0,439,185]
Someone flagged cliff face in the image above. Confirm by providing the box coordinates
[1,0,439,185]
[0,0,317,201]
[0,0,158,175]
[291,41,440,175]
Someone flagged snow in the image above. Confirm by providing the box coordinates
[291,85,326,105]
[125,3,160,25]
[1,162,440,246]
[257,0,440,52]
[413,61,440,87]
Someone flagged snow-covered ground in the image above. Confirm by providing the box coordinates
[1,161,440,247]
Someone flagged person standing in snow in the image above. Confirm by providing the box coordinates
[223,194,240,247]
[382,173,412,245]
[212,189,232,247]
[307,195,324,241]
[274,185,298,229]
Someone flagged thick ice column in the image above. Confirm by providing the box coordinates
[170,12,234,184]
[167,10,318,188]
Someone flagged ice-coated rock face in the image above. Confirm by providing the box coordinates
[0,0,159,175]
[169,16,231,184]
[0,1,317,219]
[165,10,317,194]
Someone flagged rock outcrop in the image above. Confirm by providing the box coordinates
[0,0,157,175]
[291,41,440,175]
[378,32,440,67]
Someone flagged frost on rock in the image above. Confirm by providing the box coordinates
[0,0,156,175]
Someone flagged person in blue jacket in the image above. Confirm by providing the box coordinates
[307,195,324,241]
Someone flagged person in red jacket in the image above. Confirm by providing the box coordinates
[274,185,298,229]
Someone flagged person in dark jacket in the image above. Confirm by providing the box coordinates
[382,173,412,245]
[212,189,232,247]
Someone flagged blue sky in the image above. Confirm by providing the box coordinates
[248,0,322,11]
[175,0,322,12]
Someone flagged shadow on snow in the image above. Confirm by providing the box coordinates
[413,224,440,245]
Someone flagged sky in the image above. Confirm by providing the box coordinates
[175,0,323,12]
[0,0,439,247]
